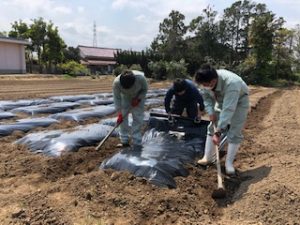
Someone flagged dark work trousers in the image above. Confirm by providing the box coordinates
[171,100,198,119]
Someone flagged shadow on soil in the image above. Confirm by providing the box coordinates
[214,165,272,207]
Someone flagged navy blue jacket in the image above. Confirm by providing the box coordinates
[164,79,205,113]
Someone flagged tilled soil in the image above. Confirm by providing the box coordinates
[0,75,169,100]
[0,76,299,225]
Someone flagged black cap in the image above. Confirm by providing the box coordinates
[173,79,186,93]
[194,64,218,83]
[120,70,136,89]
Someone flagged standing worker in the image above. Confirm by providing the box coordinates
[164,78,204,122]
[195,65,249,175]
[113,70,148,147]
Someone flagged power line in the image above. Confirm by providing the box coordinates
[93,21,97,47]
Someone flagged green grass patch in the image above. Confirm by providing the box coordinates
[63,74,76,79]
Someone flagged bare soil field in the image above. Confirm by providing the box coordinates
[0,75,299,225]
[0,74,169,100]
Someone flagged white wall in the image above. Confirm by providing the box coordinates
[0,42,26,74]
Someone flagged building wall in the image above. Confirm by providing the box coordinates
[0,42,26,74]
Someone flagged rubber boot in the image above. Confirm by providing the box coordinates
[116,143,130,148]
[197,135,216,165]
[225,143,240,175]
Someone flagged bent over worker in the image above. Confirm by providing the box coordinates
[113,70,148,147]
[164,78,204,121]
[194,65,249,175]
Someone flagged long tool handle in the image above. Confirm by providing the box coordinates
[215,144,224,189]
[149,112,199,122]
[95,108,131,151]
[213,123,225,189]
[96,90,144,151]
[95,122,119,150]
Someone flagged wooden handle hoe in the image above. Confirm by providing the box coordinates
[211,125,227,199]
[211,144,227,198]
[95,122,120,151]
[96,91,144,151]
[95,107,133,151]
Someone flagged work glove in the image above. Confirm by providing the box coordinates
[117,112,123,124]
[209,114,217,122]
[131,98,141,107]
[212,131,221,145]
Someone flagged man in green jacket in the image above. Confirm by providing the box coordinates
[113,70,148,147]
[194,65,249,175]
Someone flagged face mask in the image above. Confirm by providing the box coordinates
[201,85,213,90]
[203,87,212,90]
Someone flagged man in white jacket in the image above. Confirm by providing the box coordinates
[112,70,148,147]
[195,65,249,175]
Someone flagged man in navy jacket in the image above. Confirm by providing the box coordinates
[164,78,204,121]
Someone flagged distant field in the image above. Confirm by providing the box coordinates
[0,74,170,100]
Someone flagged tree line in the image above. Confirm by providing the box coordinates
[116,0,300,85]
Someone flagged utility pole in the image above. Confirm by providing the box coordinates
[93,21,97,47]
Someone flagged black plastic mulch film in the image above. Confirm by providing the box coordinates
[0,89,218,188]
[16,123,118,156]
[11,102,81,115]
[50,105,116,122]
[101,117,210,188]
[0,111,15,120]
[0,91,165,137]
[0,118,58,137]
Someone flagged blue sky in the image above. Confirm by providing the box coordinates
[0,0,299,50]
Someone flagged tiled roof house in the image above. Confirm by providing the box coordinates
[78,45,120,74]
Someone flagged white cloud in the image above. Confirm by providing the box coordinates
[134,14,147,23]
[3,0,54,13]
[3,0,195,50]
[2,0,73,17]
[114,33,149,42]
[53,6,72,14]
[1,0,299,50]
[111,0,208,19]
[104,33,152,50]
[96,26,112,34]
[111,0,128,9]
[112,0,148,10]
[63,21,94,36]
[77,6,85,13]
[270,0,300,4]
